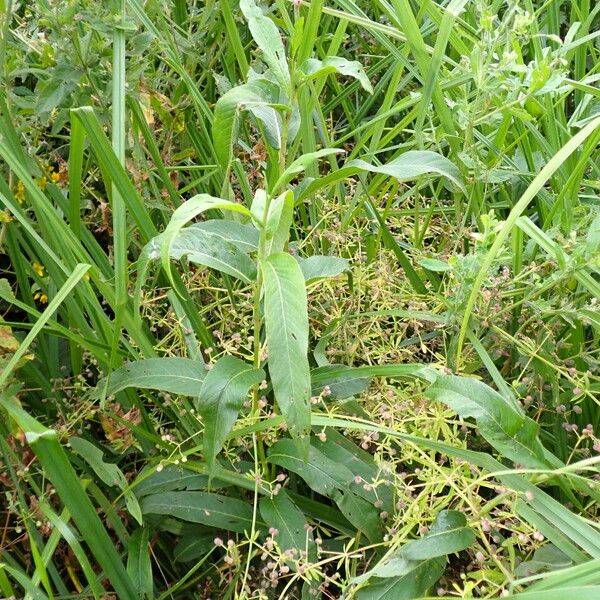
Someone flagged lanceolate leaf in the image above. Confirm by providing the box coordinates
[161,194,252,290]
[93,358,206,398]
[191,220,259,252]
[141,225,257,283]
[267,438,354,497]
[213,79,286,168]
[298,56,373,93]
[401,510,475,561]
[262,252,311,442]
[239,0,291,92]
[264,190,294,255]
[333,490,382,543]
[426,375,548,468]
[198,356,265,473]
[259,490,316,565]
[126,527,153,600]
[353,557,446,600]
[140,491,255,533]
[296,150,464,202]
[296,255,350,283]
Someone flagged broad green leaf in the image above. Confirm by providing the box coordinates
[69,437,143,525]
[161,194,252,290]
[333,490,382,543]
[191,220,259,252]
[239,0,291,92]
[426,375,548,468]
[198,356,265,473]
[401,510,475,561]
[1,403,137,600]
[298,56,373,93]
[259,490,316,565]
[296,255,350,283]
[213,79,286,168]
[262,252,311,442]
[140,491,255,533]
[127,527,153,600]
[508,588,600,600]
[296,150,464,202]
[353,557,445,600]
[93,358,206,398]
[313,429,394,511]
[132,465,227,498]
[267,438,353,497]
[585,211,600,260]
[141,225,257,283]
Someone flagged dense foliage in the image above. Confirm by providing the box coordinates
[1,0,600,598]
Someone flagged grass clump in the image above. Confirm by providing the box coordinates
[1,0,600,599]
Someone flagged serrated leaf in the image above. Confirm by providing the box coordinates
[426,375,548,468]
[298,56,373,93]
[140,491,255,533]
[267,438,353,497]
[93,358,206,398]
[296,255,350,282]
[198,356,264,473]
[262,252,311,442]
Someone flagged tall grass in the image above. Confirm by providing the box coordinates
[0,0,599,598]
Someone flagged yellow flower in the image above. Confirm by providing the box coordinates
[36,176,48,190]
[33,291,48,304]
[32,262,45,277]
[51,171,60,184]
[15,181,25,204]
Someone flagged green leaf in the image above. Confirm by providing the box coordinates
[127,527,153,600]
[213,79,286,168]
[311,365,372,400]
[401,510,475,561]
[296,255,350,283]
[191,220,259,252]
[262,252,311,442]
[198,356,265,473]
[142,225,257,283]
[239,0,291,92]
[140,491,255,533]
[418,258,450,272]
[297,150,464,202]
[0,403,138,600]
[333,490,382,543]
[93,358,206,398]
[426,375,548,468]
[133,465,223,498]
[274,148,345,191]
[352,510,474,594]
[353,558,446,600]
[264,190,294,255]
[298,56,373,93]
[259,490,316,565]
[267,438,353,497]
[161,194,252,290]
[69,437,143,525]
[173,531,215,562]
